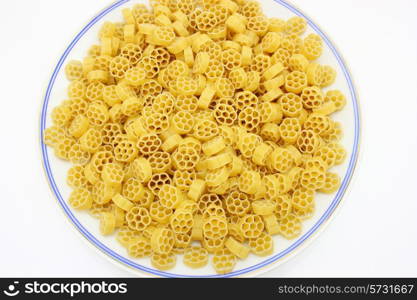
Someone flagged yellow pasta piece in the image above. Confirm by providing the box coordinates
[212,248,237,274]
[67,165,89,189]
[123,178,146,205]
[319,172,341,193]
[128,236,152,258]
[151,252,176,271]
[69,188,93,210]
[302,34,323,60]
[203,215,228,240]
[158,184,184,209]
[205,166,230,187]
[173,170,196,192]
[131,158,152,183]
[170,209,194,234]
[262,214,280,235]
[224,190,251,216]
[252,143,272,166]
[249,232,274,256]
[65,60,83,81]
[99,212,116,235]
[225,237,250,259]
[325,90,346,111]
[191,214,204,241]
[44,0,350,271]
[279,214,302,239]
[252,199,277,216]
[285,16,306,35]
[205,152,232,170]
[188,179,206,201]
[260,123,280,142]
[155,14,172,27]
[151,227,175,254]
[116,226,140,247]
[263,62,284,81]
[238,170,261,194]
[241,45,252,66]
[101,163,124,187]
[161,134,183,153]
[285,70,307,94]
[183,246,209,268]
[226,13,246,33]
[202,136,226,156]
[263,74,285,92]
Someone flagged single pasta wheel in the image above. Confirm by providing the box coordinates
[128,236,152,258]
[263,214,280,235]
[126,206,151,231]
[279,214,302,239]
[301,86,324,109]
[149,201,173,224]
[69,188,93,210]
[147,172,172,196]
[326,141,346,165]
[279,117,301,144]
[297,129,320,154]
[285,16,307,36]
[238,106,261,132]
[268,147,294,173]
[137,133,162,155]
[235,90,258,110]
[151,227,175,254]
[203,216,228,240]
[131,157,152,183]
[183,246,209,268]
[315,145,337,167]
[274,194,292,220]
[212,248,237,274]
[319,172,341,193]
[101,163,124,187]
[225,190,251,217]
[202,203,227,220]
[325,90,346,111]
[112,193,134,211]
[99,212,116,235]
[285,70,307,94]
[238,214,264,239]
[148,151,172,173]
[116,226,140,248]
[174,231,192,250]
[252,199,277,216]
[67,165,89,189]
[170,209,194,234]
[306,63,323,86]
[158,184,185,209]
[302,34,323,60]
[151,252,176,271]
[237,132,262,159]
[225,237,250,259]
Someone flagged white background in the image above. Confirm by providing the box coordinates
[0,0,416,277]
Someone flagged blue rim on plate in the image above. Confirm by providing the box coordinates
[40,0,360,278]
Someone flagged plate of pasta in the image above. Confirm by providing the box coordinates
[40,0,360,277]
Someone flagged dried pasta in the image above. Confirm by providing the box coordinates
[44,0,348,274]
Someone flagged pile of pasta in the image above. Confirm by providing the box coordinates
[44,0,347,274]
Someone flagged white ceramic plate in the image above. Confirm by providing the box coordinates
[40,0,360,277]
